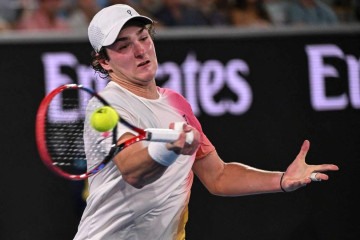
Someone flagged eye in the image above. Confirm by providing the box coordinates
[140,35,148,41]
[118,44,129,50]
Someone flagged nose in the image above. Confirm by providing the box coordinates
[134,41,145,58]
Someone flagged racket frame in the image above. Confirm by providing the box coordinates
[36,84,184,180]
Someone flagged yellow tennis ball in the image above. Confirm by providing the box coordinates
[90,106,119,132]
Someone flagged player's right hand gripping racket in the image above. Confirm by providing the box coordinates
[35,84,193,180]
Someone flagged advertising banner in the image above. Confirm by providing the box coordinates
[1,28,359,239]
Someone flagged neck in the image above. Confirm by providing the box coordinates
[110,74,159,99]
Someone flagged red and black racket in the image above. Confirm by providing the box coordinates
[35,84,191,180]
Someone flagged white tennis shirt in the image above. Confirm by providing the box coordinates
[74,81,215,240]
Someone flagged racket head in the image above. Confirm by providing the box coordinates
[36,84,180,180]
[35,84,119,180]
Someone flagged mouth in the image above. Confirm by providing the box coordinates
[138,60,150,67]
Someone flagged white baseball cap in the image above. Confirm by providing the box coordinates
[88,4,153,53]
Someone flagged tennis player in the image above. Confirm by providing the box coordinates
[74,4,339,240]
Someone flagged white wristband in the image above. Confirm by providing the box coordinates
[148,142,179,166]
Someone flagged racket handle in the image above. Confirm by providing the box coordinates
[145,128,194,144]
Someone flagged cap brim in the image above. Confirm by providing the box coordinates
[102,16,153,49]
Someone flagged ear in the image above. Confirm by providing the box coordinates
[98,57,112,71]
[95,50,112,71]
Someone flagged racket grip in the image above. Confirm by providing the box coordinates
[173,122,194,144]
[145,128,194,144]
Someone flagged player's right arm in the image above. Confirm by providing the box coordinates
[113,132,167,188]
[113,124,200,188]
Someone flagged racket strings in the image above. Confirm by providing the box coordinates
[46,124,86,169]
[45,99,88,173]
[45,96,113,175]
[36,85,125,179]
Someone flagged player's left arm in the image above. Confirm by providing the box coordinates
[193,151,284,196]
[192,140,339,196]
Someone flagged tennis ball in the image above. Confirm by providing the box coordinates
[90,106,119,132]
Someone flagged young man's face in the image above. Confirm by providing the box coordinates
[102,24,158,86]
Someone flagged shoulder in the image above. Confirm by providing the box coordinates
[158,87,195,115]
[158,87,189,103]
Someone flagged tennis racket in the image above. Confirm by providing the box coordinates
[35,84,193,180]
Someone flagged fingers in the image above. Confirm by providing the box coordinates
[167,122,200,155]
[180,125,200,155]
[298,140,310,160]
[302,139,310,152]
[308,164,339,182]
[310,172,322,182]
[313,164,339,172]
[166,132,186,154]
[171,122,193,134]
[283,140,339,191]
[307,172,330,183]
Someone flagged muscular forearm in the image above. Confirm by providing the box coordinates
[193,151,284,196]
[113,125,199,188]
[213,163,283,196]
[114,143,167,188]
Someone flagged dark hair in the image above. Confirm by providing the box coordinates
[90,21,156,79]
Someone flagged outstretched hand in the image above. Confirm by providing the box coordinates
[281,140,339,192]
